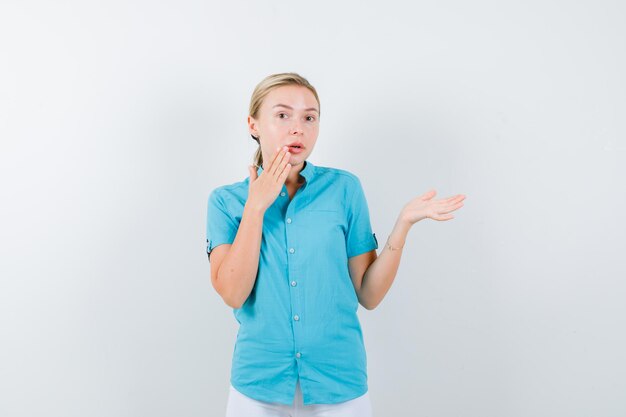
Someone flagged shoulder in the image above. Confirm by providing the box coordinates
[312,164,363,192]
[208,177,250,207]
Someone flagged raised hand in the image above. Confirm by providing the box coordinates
[399,189,466,225]
[246,146,292,212]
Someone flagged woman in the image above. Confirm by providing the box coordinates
[206,72,466,417]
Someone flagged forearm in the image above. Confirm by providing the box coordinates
[359,217,412,309]
[216,204,265,308]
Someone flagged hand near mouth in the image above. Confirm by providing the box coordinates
[246,146,292,213]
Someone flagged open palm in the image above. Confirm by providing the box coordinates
[400,190,466,224]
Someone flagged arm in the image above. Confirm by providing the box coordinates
[349,189,466,310]
[211,204,265,309]
[209,146,292,309]
[349,217,409,310]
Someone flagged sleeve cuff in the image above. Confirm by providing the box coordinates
[347,233,378,258]
[207,238,235,261]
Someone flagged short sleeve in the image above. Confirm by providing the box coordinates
[345,177,378,258]
[206,189,238,262]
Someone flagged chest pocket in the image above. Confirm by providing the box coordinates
[298,208,346,245]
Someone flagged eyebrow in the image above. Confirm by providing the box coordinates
[272,104,319,114]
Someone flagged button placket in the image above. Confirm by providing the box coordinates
[285,201,303,366]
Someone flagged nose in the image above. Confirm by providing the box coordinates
[291,120,303,135]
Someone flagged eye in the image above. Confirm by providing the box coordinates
[278,113,288,119]
[306,115,316,122]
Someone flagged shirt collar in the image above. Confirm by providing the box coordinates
[256,159,316,183]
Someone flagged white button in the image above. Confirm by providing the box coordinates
[280,192,286,196]
[291,281,297,287]
[293,315,300,321]
[296,352,301,358]
[289,248,295,254]
[286,218,292,223]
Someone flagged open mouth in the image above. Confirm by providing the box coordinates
[287,144,304,153]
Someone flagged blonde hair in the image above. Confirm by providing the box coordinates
[249,72,321,168]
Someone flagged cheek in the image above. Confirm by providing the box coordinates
[268,122,286,133]
[304,124,318,134]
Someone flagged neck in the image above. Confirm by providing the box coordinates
[285,160,305,185]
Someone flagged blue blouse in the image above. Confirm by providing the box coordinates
[206,159,378,405]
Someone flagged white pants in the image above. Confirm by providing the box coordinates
[225,379,373,417]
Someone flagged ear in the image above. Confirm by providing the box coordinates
[248,115,259,138]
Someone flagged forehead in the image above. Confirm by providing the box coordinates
[263,85,318,111]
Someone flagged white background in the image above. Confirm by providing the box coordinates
[1,1,625,416]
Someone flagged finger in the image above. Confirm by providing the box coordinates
[440,198,465,209]
[268,146,286,174]
[432,213,454,221]
[443,194,465,204]
[276,149,292,180]
[270,147,289,177]
[421,189,437,200]
[271,148,290,178]
[434,197,461,208]
[438,202,464,214]
[435,196,463,209]
[278,161,292,183]
[249,165,257,182]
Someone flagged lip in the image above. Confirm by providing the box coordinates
[285,141,305,154]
